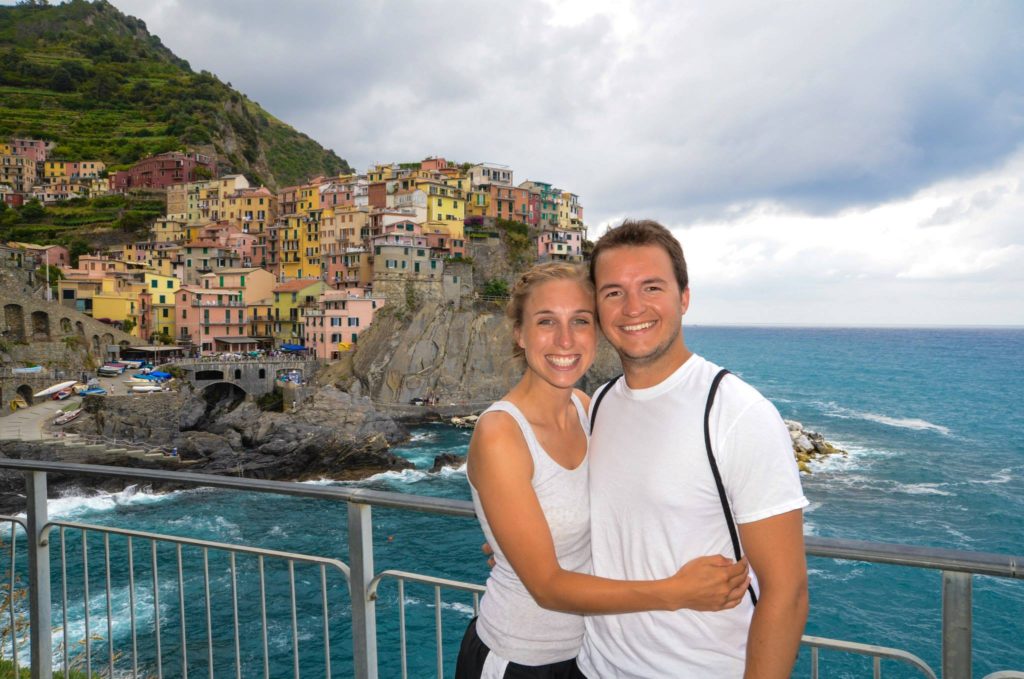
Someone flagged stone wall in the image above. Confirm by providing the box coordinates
[1,259,135,411]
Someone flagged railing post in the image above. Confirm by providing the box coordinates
[348,502,378,679]
[941,570,972,679]
[25,471,52,679]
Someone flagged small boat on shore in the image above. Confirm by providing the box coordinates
[33,381,78,399]
[81,387,107,396]
[12,366,42,375]
[131,384,166,393]
[53,408,83,426]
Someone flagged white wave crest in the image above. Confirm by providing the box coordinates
[42,486,177,519]
[819,402,951,436]
[968,468,1014,485]
[895,482,954,497]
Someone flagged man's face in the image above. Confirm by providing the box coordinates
[593,244,689,368]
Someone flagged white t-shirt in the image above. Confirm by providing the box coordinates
[470,396,593,666]
[578,354,808,678]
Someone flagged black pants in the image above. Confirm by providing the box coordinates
[455,618,587,679]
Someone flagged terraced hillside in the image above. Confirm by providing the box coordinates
[0,0,351,188]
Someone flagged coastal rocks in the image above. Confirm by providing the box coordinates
[430,452,465,473]
[785,420,847,473]
[61,382,413,483]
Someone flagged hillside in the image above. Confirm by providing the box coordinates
[0,0,351,188]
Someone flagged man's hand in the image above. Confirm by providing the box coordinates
[482,541,495,568]
[665,555,750,611]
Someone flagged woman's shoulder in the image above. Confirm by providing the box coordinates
[572,388,592,412]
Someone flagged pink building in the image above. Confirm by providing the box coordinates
[302,288,383,359]
[536,228,584,263]
[176,286,249,354]
[10,139,48,163]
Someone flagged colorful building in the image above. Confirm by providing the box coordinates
[272,279,327,345]
[302,289,383,359]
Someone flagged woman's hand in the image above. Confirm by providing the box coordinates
[663,556,751,611]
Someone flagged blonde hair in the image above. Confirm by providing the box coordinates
[506,262,593,359]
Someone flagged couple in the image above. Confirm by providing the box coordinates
[456,220,809,678]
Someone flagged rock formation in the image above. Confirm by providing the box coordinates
[785,420,847,472]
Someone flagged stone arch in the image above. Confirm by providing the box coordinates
[196,369,225,381]
[119,340,130,350]
[233,368,242,379]
[76,321,85,337]
[4,304,25,342]
[101,333,114,348]
[258,368,266,379]
[60,317,72,334]
[30,310,51,341]
[16,384,34,406]
[92,335,101,354]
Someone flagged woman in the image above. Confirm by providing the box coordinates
[456,263,750,679]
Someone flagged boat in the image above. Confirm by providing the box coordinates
[51,388,73,401]
[98,362,127,376]
[121,360,144,369]
[53,408,82,425]
[10,397,28,411]
[33,381,78,399]
[81,387,107,396]
[12,366,43,374]
[131,384,165,393]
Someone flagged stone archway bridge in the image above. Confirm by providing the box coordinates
[167,359,322,397]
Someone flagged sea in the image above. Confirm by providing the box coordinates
[8,327,1023,678]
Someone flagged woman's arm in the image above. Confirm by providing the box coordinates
[469,413,749,615]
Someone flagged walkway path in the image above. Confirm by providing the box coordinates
[0,396,78,441]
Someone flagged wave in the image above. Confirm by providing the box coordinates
[37,485,180,520]
[817,402,952,436]
[968,467,1014,485]
[894,482,954,497]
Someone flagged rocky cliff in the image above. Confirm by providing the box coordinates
[348,300,622,406]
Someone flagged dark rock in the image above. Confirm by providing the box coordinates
[430,453,465,473]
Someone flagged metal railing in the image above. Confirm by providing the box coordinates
[0,458,1019,679]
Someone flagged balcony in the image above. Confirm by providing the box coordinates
[191,300,245,307]
[0,459,1020,679]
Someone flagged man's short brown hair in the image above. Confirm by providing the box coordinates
[589,219,688,291]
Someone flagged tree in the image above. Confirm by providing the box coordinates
[19,199,45,222]
[483,279,510,298]
[121,318,136,334]
[35,264,64,288]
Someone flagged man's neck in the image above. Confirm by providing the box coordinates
[622,339,693,390]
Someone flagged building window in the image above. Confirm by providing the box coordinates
[151,280,158,289]
[162,309,169,318]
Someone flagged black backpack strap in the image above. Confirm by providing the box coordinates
[704,368,758,606]
[589,374,622,435]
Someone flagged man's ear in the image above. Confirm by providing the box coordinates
[680,287,691,316]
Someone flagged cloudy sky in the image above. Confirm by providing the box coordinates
[112,1,1024,325]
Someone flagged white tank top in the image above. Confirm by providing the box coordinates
[470,395,592,665]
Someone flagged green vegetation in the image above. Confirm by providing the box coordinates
[495,218,534,269]
[0,193,164,256]
[0,0,351,187]
[482,278,509,297]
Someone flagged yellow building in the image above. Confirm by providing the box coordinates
[44,161,68,184]
[92,276,146,336]
[142,272,180,340]
[272,279,327,344]
[153,218,187,243]
[248,298,275,340]
[415,178,465,240]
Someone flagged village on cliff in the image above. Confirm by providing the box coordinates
[2,141,586,358]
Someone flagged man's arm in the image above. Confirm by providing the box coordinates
[738,509,808,679]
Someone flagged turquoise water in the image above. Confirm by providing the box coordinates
[24,327,1024,677]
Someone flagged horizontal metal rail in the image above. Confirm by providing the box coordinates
[802,635,937,679]
[0,459,1020,679]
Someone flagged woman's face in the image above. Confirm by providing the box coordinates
[515,278,597,390]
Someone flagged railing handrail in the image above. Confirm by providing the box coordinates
[0,458,1020,578]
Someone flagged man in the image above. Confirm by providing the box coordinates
[578,220,809,678]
